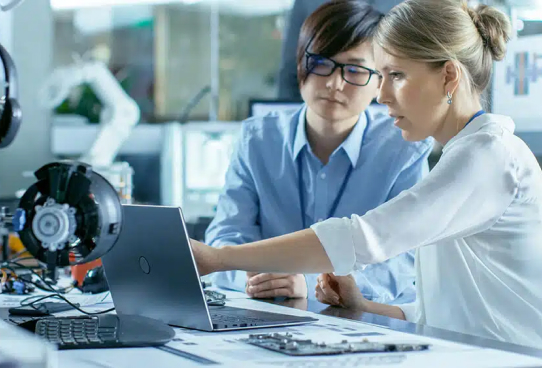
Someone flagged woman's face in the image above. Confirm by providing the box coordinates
[300,42,380,123]
[374,45,448,142]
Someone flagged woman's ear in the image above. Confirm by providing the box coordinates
[443,60,462,96]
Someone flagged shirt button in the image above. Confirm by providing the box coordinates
[320,173,326,180]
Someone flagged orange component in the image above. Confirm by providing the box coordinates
[70,256,102,287]
[8,234,31,257]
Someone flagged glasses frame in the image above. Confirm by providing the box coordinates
[304,51,380,87]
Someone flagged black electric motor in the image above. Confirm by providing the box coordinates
[15,161,122,278]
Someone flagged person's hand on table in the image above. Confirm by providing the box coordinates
[246,272,308,299]
[315,273,367,309]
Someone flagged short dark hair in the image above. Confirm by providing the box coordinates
[296,1,383,84]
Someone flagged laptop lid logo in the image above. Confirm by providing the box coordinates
[139,256,151,274]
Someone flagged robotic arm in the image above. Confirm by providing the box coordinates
[40,60,140,168]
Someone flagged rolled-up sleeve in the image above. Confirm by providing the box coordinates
[398,302,418,322]
[310,217,359,276]
[311,133,518,275]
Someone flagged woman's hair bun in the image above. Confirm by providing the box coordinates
[467,4,511,61]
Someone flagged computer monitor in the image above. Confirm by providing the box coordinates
[180,122,242,221]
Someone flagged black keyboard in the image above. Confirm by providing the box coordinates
[35,315,120,349]
[6,315,42,326]
[33,314,175,350]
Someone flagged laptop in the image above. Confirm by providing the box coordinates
[102,204,317,331]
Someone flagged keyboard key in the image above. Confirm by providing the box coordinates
[100,335,117,342]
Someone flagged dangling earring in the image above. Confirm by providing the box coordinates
[447,91,453,105]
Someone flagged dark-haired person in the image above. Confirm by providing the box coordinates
[278,0,404,100]
[205,1,432,303]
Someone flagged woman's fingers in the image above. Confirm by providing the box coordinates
[316,275,340,305]
[315,284,338,305]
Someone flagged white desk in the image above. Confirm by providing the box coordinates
[2,289,542,368]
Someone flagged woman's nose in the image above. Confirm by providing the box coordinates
[377,79,392,105]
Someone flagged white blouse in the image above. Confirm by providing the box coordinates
[312,113,542,348]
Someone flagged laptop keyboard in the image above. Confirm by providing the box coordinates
[209,306,316,330]
[211,313,267,327]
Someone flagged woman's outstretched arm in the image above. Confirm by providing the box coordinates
[191,229,334,276]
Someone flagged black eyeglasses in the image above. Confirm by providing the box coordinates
[305,51,380,87]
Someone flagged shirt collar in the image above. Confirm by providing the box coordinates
[292,105,368,167]
[292,106,308,161]
[443,113,515,153]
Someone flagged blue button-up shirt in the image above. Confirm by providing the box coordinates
[205,105,433,304]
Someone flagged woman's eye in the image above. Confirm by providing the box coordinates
[389,72,404,80]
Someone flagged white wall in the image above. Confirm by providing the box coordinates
[0,0,54,197]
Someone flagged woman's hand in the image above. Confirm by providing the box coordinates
[190,239,222,276]
[315,273,367,310]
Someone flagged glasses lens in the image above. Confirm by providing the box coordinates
[307,54,335,76]
[343,65,372,86]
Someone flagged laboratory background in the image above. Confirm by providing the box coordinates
[0,0,539,238]
[0,0,542,366]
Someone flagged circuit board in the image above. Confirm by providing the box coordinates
[204,289,226,306]
[204,289,226,301]
[240,333,430,356]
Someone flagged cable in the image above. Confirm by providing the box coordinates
[10,249,28,259]
[1,261,76,295]
[4,261,50,283]
[20,293,115,316]
[9,256,38,263]
[1,265,18,279]
[0,264,76,296]
[3,260,74,294]
[4,259,112,315]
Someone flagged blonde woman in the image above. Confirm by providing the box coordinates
[191,0,542,347]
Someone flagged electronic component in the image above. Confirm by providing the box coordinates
[203,289,226,306]
[202,283,226,306]
[0,0,173,356]
[0,161,175,350]
[15,161,123,280]
[240,333,430,356]
[1,274,35,295]
[80,265,109,294]
[204,289,226,301]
